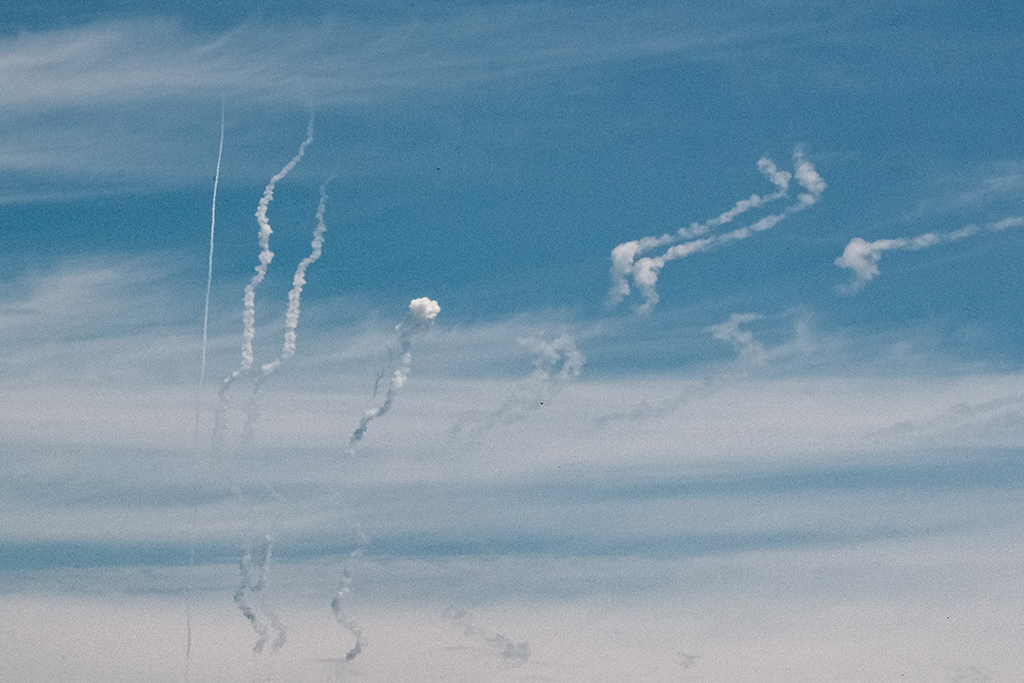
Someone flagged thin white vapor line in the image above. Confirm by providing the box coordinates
[186,98,224,683]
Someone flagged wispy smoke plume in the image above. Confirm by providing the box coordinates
[609,149,824,313]
[450,611,530,667]
[349,297,440,448]
[212,114,315,451]
[330,533,368,662]
[450,333,584,439]
[835,216,1024,291]
[705,312,765,364]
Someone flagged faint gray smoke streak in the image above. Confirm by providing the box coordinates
[330,533,369,662]
[450,333,584,439]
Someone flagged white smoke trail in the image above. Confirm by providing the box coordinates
[349,297,441,448]
[242,176,334,441]
[610,149,824,313]
[450,611,531,668]
[608,156,792,307]
[450,333,584,438]
[186,99,225,683]
[233,544,270,653]
[212,114,315,451]
[330,533,368,662]
[835,216,1024,291]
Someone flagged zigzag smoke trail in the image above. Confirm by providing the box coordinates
[212,114,314,451]
[243,176,334,440]
[349,298,440,448]
[609,150,825,313]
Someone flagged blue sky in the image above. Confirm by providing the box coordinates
[2,1,1024,681]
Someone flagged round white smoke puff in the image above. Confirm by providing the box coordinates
[408,297,440,320]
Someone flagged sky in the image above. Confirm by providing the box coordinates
[1,1,1023,681]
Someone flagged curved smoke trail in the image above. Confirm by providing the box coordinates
[242,176,334,441]
[212,113,315,452]
[609,150,824,313]
[349,297,440,448]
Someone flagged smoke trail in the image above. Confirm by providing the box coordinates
[608,156,792,307]
[450,333,584,438]
[349,297,441,448]
[233,535,287,654]
[212,113,315,451]
[233,544,270,653]
[242,176,334,441]
[835,216,1024,291]
[330,533,368,662]
[186,98,225,682]
[610,150,824,313]
[450,611,531,667]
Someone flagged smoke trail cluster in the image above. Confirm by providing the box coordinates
[835,216,1024,291]
[213,114,315,452]
[233,535,287,654]
[450,611,531,668]
[350,297,441,447]
[609,150,825,313]
[450,333,584,439]
[242,177,334,441]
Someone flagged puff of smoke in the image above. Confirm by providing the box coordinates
[608,155,794,307]
[349,298,440,447]
[611,150,824,314]
[212,115,314,452]
[330,533,368,662]
[836,216,1024,292]
[450,333,584,438]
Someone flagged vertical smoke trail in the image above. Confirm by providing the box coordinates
[330,533,368,661]
[242,177,334,441]
[449,333,584,438]
[349,297,441,448]
[186,100,225,681]
[212,113,315,451]
[614,149,825,313]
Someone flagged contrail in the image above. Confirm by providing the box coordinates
[609,150,824,313]
[242,176,334,441]
[835,216,1024,291]
[450,333,584,438]
[705,312,765,364]
[330,533,368,662]
[212,113,315,451]
[186,100,224,682]
[349,297,441,448]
